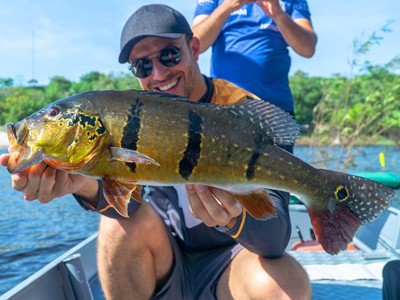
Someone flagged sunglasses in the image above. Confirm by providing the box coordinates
[129,37,189,79]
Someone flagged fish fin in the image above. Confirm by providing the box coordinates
[307,205,362,255]
[306,170,395,254]
[110,146,160,166]
[234,190,276,220]
[102,177,142,218]
[223,99,301,145]
[44,157,83,171]
[131,185,145,204]
[7,148,44,174]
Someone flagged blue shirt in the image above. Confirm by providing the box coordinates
[194,0,312,112]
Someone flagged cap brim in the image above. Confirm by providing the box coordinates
[118,33,184,64]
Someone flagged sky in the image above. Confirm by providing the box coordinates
[0,0,399,86]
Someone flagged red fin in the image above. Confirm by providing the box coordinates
[102,177,140,218]
[131,185,144,203]
[234,190,276,220]
[307,204,362,255]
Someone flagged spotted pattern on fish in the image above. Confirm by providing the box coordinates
[62,113,106,141]
[179,110,203,180]
[121,98,143,173]
[335,175,391,223]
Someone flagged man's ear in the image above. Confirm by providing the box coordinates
[189,36,201,61]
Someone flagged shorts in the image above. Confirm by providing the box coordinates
[146,186,244,300]
[153,228,243,300]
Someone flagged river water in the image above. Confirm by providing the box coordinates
[0,146,399,295]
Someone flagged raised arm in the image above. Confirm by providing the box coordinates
[256,0,317,57]
[192,0,257,53]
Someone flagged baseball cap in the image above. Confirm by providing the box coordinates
[118,4,193,64]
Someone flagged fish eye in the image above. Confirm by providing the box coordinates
[48,106,61,117]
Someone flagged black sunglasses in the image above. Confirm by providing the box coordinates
[129,37,189,78]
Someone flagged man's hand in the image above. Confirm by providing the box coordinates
[256,0,285,19]
[0,153,98,204]
[185,184,242,229]
[222,0,258,13]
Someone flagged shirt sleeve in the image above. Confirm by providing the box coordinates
[290,0,312,21]
[218,189,291,258]
[193,0,218,17]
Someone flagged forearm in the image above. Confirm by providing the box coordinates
[192,3,237,53]
[274,14,317,58]
[73,177,100,209]
[218,190,291,258]
[256,0,317,58]
[74,179,141,219]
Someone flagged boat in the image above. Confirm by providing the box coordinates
[1,172,400,300]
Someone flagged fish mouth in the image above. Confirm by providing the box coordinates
[7,121,28,145]
[6,121,44,174]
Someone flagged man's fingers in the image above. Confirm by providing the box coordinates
[36,166,57,203]
[194,185,232,226]
[0,154,10,166]
[210,187,242,218]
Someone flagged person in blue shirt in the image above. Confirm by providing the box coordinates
[192,0,317,113]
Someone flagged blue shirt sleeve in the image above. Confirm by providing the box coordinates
[194,0,218,17]
[290,0,312,20]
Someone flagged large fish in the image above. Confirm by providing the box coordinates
[6,90,395,254]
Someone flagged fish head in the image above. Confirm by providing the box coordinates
[7,96,107,174]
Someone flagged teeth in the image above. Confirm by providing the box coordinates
[159,80,177,91]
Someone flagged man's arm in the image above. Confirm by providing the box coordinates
[256,0,317,57]
[186,184,290,257]
[192,0,256,53]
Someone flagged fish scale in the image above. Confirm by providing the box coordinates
[6,89,397,255]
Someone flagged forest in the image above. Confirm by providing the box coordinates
[1,65,399,141]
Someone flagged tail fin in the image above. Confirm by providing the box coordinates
[307,170,395,254]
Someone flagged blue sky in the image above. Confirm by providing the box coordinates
[1,0,399,86]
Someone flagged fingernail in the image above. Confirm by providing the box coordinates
[195,184,206,193]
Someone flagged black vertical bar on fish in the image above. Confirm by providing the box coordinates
[121,98,143,173]
[246,131,264,181]
[179,110,203,180]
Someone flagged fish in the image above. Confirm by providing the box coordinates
[6,90,396,254]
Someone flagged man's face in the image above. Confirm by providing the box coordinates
[129,36,198,99]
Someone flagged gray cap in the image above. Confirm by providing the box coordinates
[118,4,193,63]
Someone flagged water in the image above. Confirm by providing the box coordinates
[0,146,399,295]
[0,149,100,295]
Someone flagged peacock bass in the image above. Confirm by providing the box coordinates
[6,90,395,254]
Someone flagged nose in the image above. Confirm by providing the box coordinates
[150,58,170,80]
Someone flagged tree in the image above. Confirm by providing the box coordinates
[310,22,400,171]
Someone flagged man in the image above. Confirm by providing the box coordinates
[0,4,311,299]
[192,0,317,114]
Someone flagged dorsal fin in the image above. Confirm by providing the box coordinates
[221,98,301,145]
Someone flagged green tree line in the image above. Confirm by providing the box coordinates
[0,71,141,125]
[1,66,399,143]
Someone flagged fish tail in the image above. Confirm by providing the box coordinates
[306,170,395,254]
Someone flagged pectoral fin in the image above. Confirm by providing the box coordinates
[102,177,144,218]
[234,190,276,220]
[110,147,160,166]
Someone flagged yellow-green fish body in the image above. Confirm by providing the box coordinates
[6,90,396,254]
